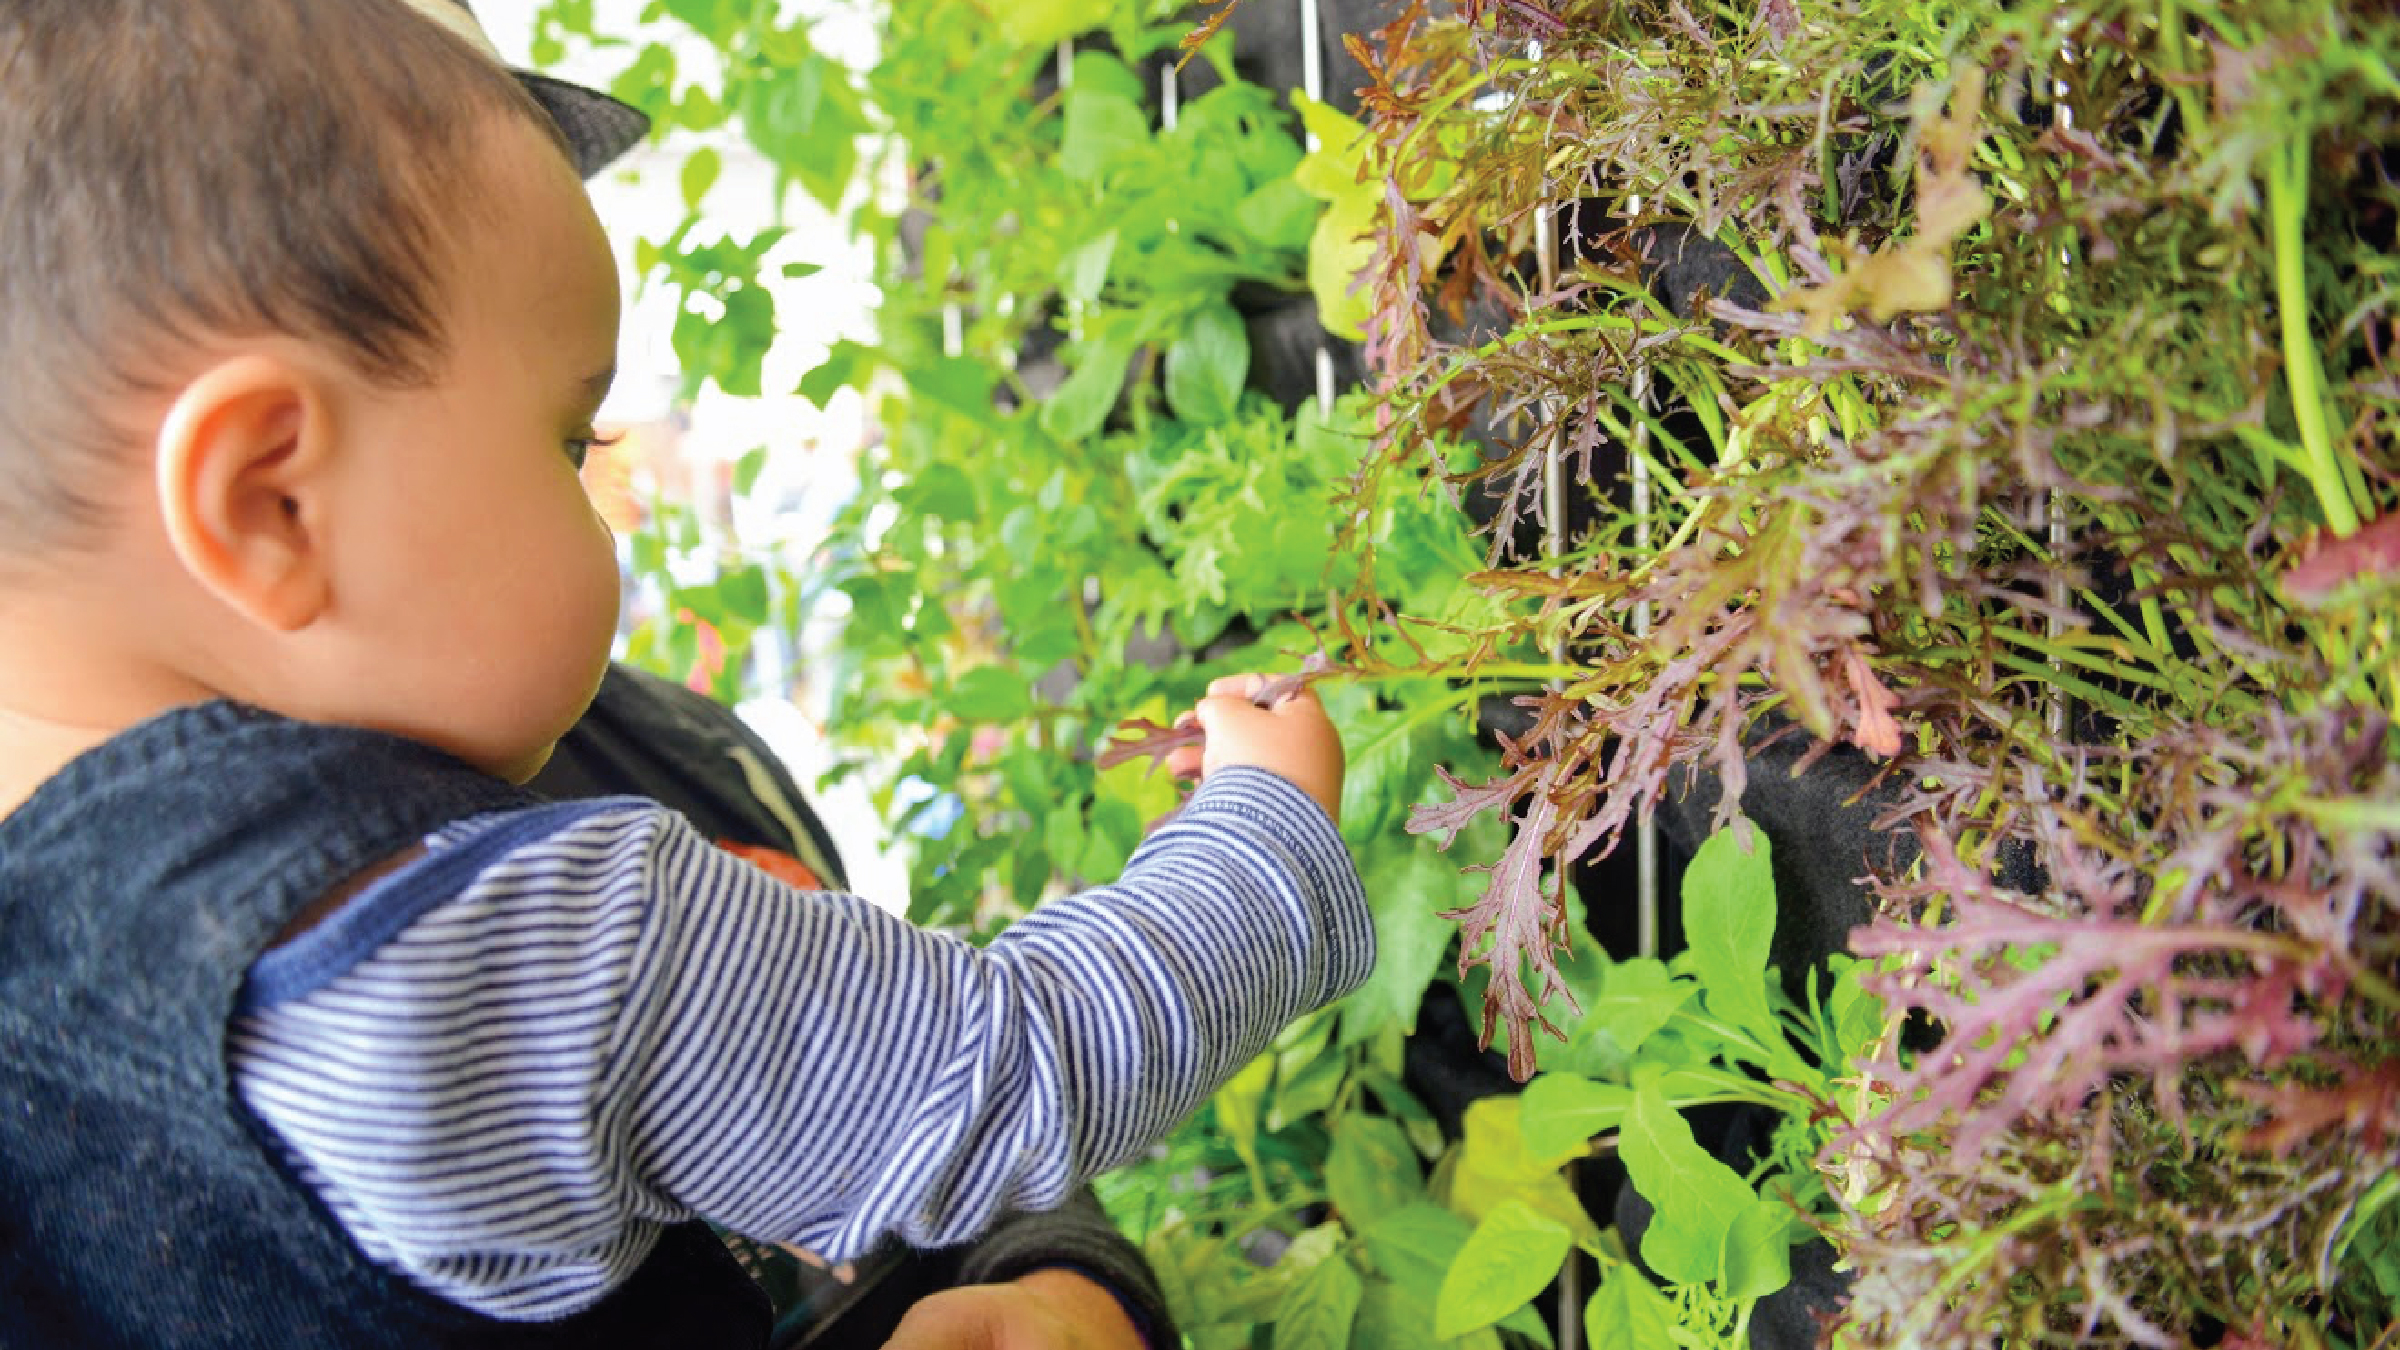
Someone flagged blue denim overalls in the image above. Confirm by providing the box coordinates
[0,701,769,1348]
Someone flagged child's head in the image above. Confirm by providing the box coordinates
[0,0,624,782]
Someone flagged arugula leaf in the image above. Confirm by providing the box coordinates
[1432,1199,1572,1340]
[1583,1263,1678,1346]
[1681,818,1780,1046]
[1721,1196,1796,1302]
[1619,1084,1791,1298]
[1570,956,1693,1065]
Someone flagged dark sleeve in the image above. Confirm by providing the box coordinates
[535,663,1176,1346]
[950,1191,1179,1349]
[532,663,847,889]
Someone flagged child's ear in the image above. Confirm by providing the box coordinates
[153,353,338,633]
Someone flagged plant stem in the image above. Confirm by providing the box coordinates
[2294,796,2400,832]
[2268,139,2365,538]
[2152,0,2209,153]
[1981,624,2201,701]
[2347,961,2400,1020]
[1919,1188,2094,1312]
[1910,645,2155,724]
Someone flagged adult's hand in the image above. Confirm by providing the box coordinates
[878,1268,1147,1350]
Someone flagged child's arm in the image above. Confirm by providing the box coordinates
[231,684,1366,1320]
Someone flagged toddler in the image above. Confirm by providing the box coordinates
[0,1,1368,1346]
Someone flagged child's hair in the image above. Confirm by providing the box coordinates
[0,0,568,557]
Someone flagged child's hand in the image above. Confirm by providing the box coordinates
[1163,673,1344,824]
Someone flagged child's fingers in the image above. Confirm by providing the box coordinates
[1190,693,1257,736]
[1265,686,1324,717]
[1205,673,1263,699]
[1163,742,1203,779]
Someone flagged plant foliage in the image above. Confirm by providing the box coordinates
[1322,0,2400,1343]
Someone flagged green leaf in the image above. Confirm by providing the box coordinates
[1331,691,1438,845]
[1268,1048,1344,1132]
[1358,1067,1448,1160]
[732,446,769,498]
[1619,1084,1786,1295]
[1290,93,1371,200]
[1361,1204,1471,1292]
[1529,941,1614,1077]
[658,0,735,38]
[1060,229,1119,305]
[717,564,770,626]
[1583,1264,1677,1346]
[947,665,1033,722]
[1165,303,1250,427]
[1432,1200,1571,1340]
[674,85,727,133]
[1308,199,1377,341]
[680,145,721,210]
[1351,1281,1451,1350]
[1041,338,1132,442]
[996,747,1056,819]
[1826,956,1887,1065]
[1575,957,1692,1062]
[1212,1054,1274,1175]
[1448,1096,1597,1243]
[1682,818,1779,1042]
[1722,1199,1795,1302]
[798,339,874,410]
[606,43,677,120]
[1452,1095,1587,1195]
[1280,1222,1346,1278]
[903,355,999,421]
[1043,809,1085,881]
[992,0,1114,51]
[673,287,770,399]
[1271,1243,1363,1350]
[1518,1074,1632,1159]
[1079,798,1141,881]
[737,53,864,212]
[1498,1302,1556,1349]
[1337,846,1458,1047]
[1326,1115,1424,1231]
[1235,178,1321,254]
[895,469,978,523]
[629,529,666,583]
[1060,77,1149,183]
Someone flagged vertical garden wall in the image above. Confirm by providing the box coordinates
[540,0,2398,1345]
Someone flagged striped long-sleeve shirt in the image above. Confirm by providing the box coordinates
[229,766,1368,1321]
